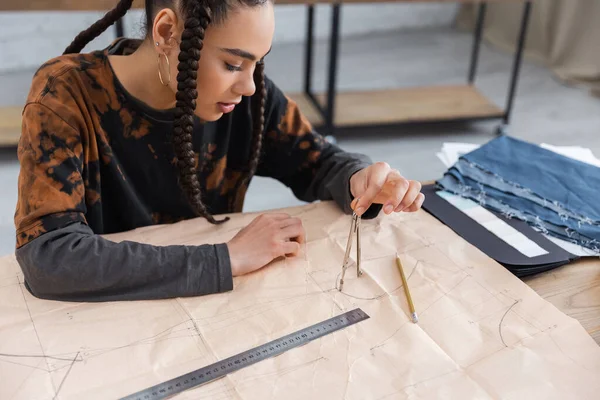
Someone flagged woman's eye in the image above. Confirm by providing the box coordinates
[225,62,241,72]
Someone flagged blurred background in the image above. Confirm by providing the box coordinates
[1,0,599,255]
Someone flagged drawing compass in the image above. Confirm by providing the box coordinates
[339,211,362,291]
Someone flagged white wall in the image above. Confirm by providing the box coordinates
[0,3,458,73]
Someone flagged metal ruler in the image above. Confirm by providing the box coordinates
[120,308,369,400]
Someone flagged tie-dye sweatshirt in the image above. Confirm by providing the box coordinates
[14,38,380,302]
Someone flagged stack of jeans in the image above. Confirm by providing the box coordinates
[436,136,600,252]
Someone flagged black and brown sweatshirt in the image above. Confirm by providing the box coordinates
[14,38,381,302]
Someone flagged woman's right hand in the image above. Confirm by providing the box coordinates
[226,213,306,276]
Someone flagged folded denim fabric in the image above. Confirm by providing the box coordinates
[453,159,595,224]
[436,136,600,252]
[437,173,598,251]
[460,136,600,223]
[446,163,600,240]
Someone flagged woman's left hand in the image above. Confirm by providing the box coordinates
[349,162,425,216]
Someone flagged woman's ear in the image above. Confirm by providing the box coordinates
[152,7,181,52]
[151,8,182,93]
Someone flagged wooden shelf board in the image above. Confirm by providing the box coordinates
[288,85,505,128]
[1,85,504,147]
[0,106,22,147]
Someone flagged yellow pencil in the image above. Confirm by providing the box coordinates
[396,254,418,323]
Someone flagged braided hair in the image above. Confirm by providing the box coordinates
[64,0,269,225]
[63,0,135,54]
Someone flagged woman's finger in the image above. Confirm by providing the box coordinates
[403,192,425,212]
[394,180,422,212]
[382,172,409,214]
[281,240,301,257]
[355,162,390,215]
[279,221,306,244]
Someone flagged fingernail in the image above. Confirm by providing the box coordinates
[384,204,393,214]
[356,206,365,215]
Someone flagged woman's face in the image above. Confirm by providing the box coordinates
[160,3,275,121]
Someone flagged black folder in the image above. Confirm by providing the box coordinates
[421,184,580,277]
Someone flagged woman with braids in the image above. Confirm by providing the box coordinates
[14,0,424,302]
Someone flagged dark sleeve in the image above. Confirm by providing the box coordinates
[14,102,232,302]
[256,76,382,219]
[15,222,232,302]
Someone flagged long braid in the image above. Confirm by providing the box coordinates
[63,0,134,54]
[173,2,229,224]
[231,60,266,211]
[247,60,266,179]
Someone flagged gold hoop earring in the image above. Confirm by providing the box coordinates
[157,53,171,86]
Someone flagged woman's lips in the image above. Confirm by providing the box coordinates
[218,102,237,113]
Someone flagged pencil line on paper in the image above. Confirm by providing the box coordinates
[406,260,420,281]
[328,259,421,302]
[419,275,469,317]
[0,281,20,290]
[331,269,388,301]
[0,357,51,373]
[84,322,193,360]
[0,353,79,362]
[8,358,41,400]
[499,300,520,347]
[389,260,421,295]
[202,294,319,332]
[373,369,458,400]
[53,351,79,400]
[194,291,322,325]
[19,281,57,394]
[237,357,326,383]
[370,323,408,352]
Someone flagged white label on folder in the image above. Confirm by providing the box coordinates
[436,190,549,258]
